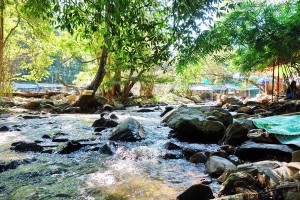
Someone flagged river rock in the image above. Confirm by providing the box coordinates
[102,104,114,112]
[160,106,175,117]
[162,106,233,143]
[223,97,243,105]
[11,141,43,152]
[165,142,182,150]
[219,172,259,196]
[109,117,145,141]
[235,141,297,162]
[177,184,214,200]
[0,126,9,132]
[220,122,249,145]
[291,150,300,162]
[137,108,155,112]
[92,117,118,128]
[237,107,254,115]
[189,152,207,164]
[237,161,284,176]
[0,158,35,173]
[191,95,203,103]
[205,156,236,175]
[100,141,118,155]
[58,140,83,154]
[276,182,300,200]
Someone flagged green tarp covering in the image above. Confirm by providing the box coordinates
[252,115,300,147]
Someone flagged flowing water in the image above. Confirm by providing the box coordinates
[0,108,220,200]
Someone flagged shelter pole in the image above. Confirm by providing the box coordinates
[272,64,275,102]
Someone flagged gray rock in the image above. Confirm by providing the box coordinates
[160,106,175,117]
[189,152,207,164]
[219,172,258,196]
[220,122,249,145]
[100,141,118,155]
[12,142,43,152]
[235,141,297,162]
[0,126,9,132]
[162,106,232,143]
[205,156,236,175]
[109,118,145,141]
[177,184,214,200]
[58,140,83,154]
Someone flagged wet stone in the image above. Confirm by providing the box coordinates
[58,140,83,154]
[0,126,9,132]
[161,152,184,159]
[165,142,182,150]
[100,141,118,155]
[42,134,51,139]
[11,141,43,152]
[177,184,214,200]
[52,138,69,142]
[94,127,107,132]
[137,108,155,112]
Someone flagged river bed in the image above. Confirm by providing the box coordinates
[0,108,220,199]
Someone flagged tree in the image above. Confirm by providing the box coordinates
[45,0,226,108]
[195,1,300,73]
[0,0,57,96]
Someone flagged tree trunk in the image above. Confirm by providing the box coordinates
[73,40,108,109]
[0,1,4,95]
[140,82,154,97]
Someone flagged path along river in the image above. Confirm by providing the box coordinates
[0,107,220,199]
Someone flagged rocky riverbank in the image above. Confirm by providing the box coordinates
[1,95,300,199]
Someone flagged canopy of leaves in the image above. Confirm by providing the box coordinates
[196,0,300,73]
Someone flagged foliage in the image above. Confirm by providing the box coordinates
[196,0,300,73]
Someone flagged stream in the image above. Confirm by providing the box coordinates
[0,107,221,199]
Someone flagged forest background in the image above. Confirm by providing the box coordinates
[1,0,299,106]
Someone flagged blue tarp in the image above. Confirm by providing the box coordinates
[252,115,300,147]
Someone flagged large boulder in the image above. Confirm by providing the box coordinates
[235,141,297,162]
[162,106,233,143]
[205,156,237,175]
[109,118,145,141]
[177,184,214,200]
[220,122,250,145]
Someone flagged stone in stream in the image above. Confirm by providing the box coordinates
[162,106,233,143]
[109,117,145,141]
[160,106,174,117]
[235,141,298,162]
[0,126,9,132]
[164,142,182,150]
[136,108,155,112]
[189,152,207,164]
[0,158,36,173]
[205,156,237,176]
[219,122,250,145]
[11,141,43,152]
[92,117,118,128]
[52,138,69,142]
[177,184,214,200]
[100,141,118,155]
[42,134,51,139]
[58,140,83,154]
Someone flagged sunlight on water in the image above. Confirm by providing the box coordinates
[88,175,178,200]
[0,111,221,199]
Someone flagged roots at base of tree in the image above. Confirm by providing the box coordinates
[72,95,103,111]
